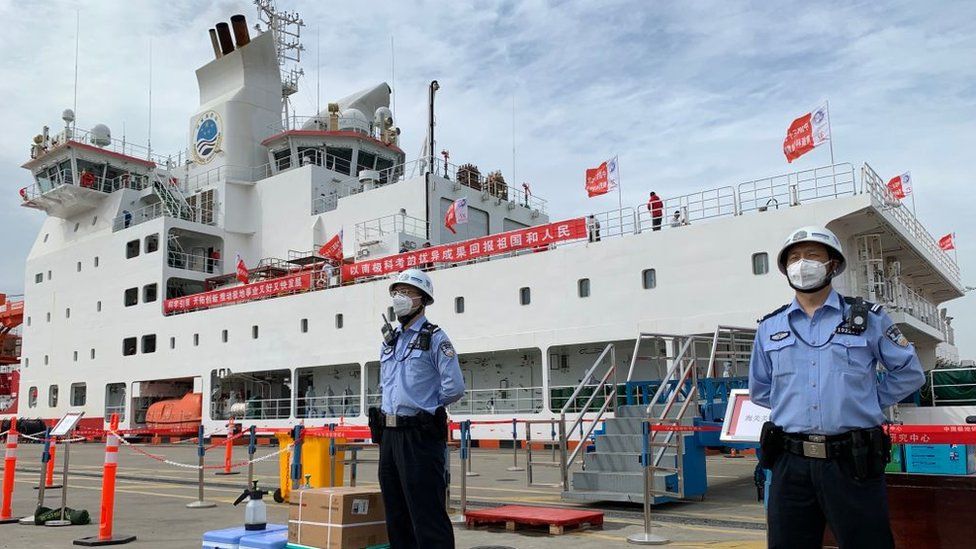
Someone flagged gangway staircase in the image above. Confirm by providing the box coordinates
[151,169,194,222]
[559,326,755,505]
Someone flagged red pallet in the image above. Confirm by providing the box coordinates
[464,505,604,535]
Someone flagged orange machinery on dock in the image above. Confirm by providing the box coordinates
[0,293,24,414]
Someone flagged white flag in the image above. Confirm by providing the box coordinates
[900,171,913,196]
[607,155,620,190]
[454,197,468,224]
[811,103,830,146]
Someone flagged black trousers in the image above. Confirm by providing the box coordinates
[767,452,894,549]
[652,216,662,230]
[378,427,454,549]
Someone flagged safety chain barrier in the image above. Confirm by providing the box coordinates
[109,428,294,471]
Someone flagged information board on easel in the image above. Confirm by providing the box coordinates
[720,389,770,443]
[50,411,85,437]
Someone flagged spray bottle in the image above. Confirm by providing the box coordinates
[233,480,269,531]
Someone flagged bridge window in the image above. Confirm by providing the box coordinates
[519,287,531,305]
[71,383,87,406]
[48,385,58,407]
[642,269,657,289]
[126,239,140,259]
[273,147,292,171]
[123,337,137,356]
[357,150,377,174]
[578,278,591,298]
[145,234,159,253]
[326,147,353,175]
[752,252,769,275]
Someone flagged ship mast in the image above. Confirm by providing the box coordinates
[254,0,305,127]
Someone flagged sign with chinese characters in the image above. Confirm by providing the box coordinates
[163,271,313,314]
[720,389,770,443]
[342,217,588,280]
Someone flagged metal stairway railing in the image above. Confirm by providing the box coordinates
[151,170,194,221]
[556,343,616,492]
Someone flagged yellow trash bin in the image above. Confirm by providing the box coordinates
[273,430,346,503]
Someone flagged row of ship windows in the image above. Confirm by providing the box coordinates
[23,348,97,368]
[25,382,87,409]
[38,215,100,246]
[32,232,161,285]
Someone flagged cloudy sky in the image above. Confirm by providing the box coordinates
[1,1,974,355]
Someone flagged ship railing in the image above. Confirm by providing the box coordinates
[268,114,392,139]
[635,186,737,231]
[862,163,960,282]
[183,164,264,193]
[449,387,544,415]
[929,367,976,406]
[588,207,636,240]
[435,160,548,213]
[112,201,215,232]
[737,163,856,213]
[34,126,170,165]
[356,213,429,243]
[884,279,942,332]
[296,395,361,418]
[549,383,622,414]
[210,398,291,420]
[104,405,126,422]
[167,250,222,274]
[365,393,381,410]
[312,194,339,215]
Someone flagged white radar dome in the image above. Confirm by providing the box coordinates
[339,108,369,134]
[90,124,112,147]
[61,109,75,124]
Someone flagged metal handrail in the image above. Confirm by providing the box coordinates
[557,343,616,491]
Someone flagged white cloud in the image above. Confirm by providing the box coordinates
[1,0,974,355]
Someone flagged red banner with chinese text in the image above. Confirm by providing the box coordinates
[783,112,814,163]
[163,271,313,314]
[585,162,609,197]
[341,217,588,280]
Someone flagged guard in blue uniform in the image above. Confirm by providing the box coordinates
[368,269,465,549]
[749,226,924,549]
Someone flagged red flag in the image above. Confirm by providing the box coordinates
[318,230,344,263]
[235,254,249,284]
[444,201,458,234]
[783,103,830,163]
[938,233,955,251]
[585,162,609,197]
[886,172,912,200]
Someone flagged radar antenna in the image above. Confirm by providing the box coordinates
[253,0,305,125]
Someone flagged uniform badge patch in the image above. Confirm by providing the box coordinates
[885,325,909,347]
[770,331,791,341]
[440,341,456,358]
[382,345,394,355]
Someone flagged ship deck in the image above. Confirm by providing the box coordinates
[5,443,767,548]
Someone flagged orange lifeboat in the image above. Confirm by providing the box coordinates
[145,392,202,432]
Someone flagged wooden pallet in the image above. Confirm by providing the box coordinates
[464,505,604,535]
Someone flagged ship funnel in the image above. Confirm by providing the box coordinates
[208,28,223,59]
[215,22,235,55]
[231,15,251,47]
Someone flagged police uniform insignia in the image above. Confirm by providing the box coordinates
[382,345,394,355]
[770,331,790,341]
[440,341,456,358]
[886,325,909,347]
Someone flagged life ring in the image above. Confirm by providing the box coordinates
[80,171,96,189]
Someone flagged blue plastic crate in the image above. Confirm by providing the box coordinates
[239,529,288,549]
[203,524,287,549]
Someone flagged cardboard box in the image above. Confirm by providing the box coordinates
[288,487,387,549]
[904,444,976,475]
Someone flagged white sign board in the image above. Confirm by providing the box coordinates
[50,411,85,437]
[720,389,770,443]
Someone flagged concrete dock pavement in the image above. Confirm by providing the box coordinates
[2,440,768,547]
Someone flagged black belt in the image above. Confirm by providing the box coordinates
[381,412,432,429]
[782,432,854,460]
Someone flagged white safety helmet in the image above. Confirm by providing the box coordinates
[389,268,435,305]
[777,225,846,276]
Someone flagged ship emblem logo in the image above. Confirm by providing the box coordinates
[192,111,222,163]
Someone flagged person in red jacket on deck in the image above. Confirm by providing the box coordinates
[647,191,663,231]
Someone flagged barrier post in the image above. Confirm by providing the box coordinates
[448,421,468,525]
[550,419,557,462]
[187,424,216,509]
[328,424,337,487]
[73,413,137,545]
[214,417,240,476]
[246,425,257,488]
[465,422,479,478]
[525,424,533,486]
[506,418,524,472]
[626,420,668,545]
[0,418,22,524]
[22,428,53,525]
[290,424,304,493]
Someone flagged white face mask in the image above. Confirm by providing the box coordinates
[787,258,830,290]
[392,293,417,318]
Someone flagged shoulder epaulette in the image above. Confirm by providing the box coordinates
[758,304,789,324]
[843,296,883,313]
